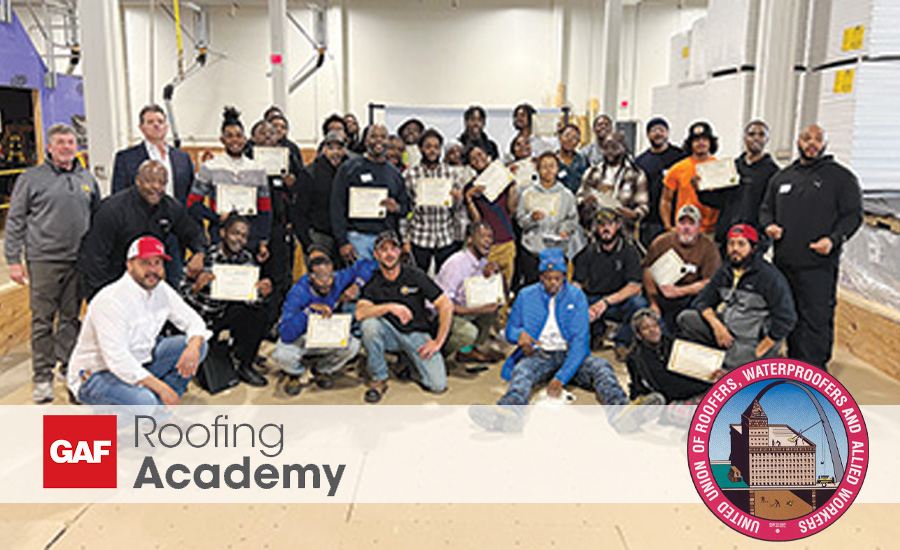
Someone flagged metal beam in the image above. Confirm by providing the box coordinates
[602,0,623,123]
[269,0,287,109]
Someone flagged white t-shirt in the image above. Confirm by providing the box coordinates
[538,296,568,351]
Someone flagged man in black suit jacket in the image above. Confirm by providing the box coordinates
[112,105,194,204]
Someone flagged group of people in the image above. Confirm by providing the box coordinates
[4,101,862,424]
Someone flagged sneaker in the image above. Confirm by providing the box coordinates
[610,392,665,434]
[33,381,54,404]
[364,381,388,403]
[284,374,302,396]
[237,363,268,387]
[468,404,524,433]
[315,375,334,390]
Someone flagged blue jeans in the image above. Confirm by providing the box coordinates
[272,335,361,376]
[360,317,447,392]
[587,294,649,347]
[497,350,629,406]
[347,231,377,262]
[78,336,209,406]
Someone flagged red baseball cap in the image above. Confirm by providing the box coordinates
[127,236,171,261]
[727,223,759,244]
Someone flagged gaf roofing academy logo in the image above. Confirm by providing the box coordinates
[43,415,117,489]
[687,360,869,541]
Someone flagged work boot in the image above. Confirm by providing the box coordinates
[284,374,302,396]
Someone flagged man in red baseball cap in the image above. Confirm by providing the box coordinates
[66,236,211,406]
[676,223,797,373]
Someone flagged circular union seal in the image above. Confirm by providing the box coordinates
[687,359,869,541]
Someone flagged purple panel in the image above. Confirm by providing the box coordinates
[41,75,85,128]
[0,10,46,90]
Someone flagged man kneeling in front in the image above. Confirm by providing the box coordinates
[68,237,210,405]
[469,248,663,432]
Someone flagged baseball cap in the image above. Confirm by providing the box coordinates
[677,204,702,223]
[374,230,401,249]
[687,121,716,142]
[323,130,346,146]
[727,223,759,244]
[596,207,620,223]
[539,248,566,273]
[646,117,669,133]
[127,236,171,261]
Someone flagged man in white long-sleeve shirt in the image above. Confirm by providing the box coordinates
[67,236,210,406]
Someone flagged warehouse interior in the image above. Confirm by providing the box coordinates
[1,0,899,548]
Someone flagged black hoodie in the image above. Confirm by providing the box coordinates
[295,154,343,249]
[698,152,779,242]
[759,154,862,270]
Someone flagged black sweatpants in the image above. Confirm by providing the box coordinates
[412,242,460,274]
[781,264,839,371]
[213,303,270,368]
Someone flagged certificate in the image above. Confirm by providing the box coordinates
[533,113,561,137]
[210,264,259,302]
[649,248,689,287]
[254,146,289,176]
[476,160,514,203]
[696,158,739,191]
[510,159,537,189]
[216,184,257,215]
[667,339,725,381]
[349,187,388,219]
[306,314,352,349]
[525,191,560,217]
[464,274,505,307]
[416,177,454,207]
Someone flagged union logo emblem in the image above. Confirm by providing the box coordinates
[687,359,869,541]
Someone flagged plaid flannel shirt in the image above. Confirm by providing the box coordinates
[180,243,263,324]
[402,162,466,249]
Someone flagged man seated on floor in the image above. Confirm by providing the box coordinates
[677,224,797,371]
[356,231,454,403]
[435,221,506,372]
[572,207,648,356]
[271,249,376,396]
[469,248,663,432]
[67,237,210,406]
[180,214,273,388]
[642,204,720,334]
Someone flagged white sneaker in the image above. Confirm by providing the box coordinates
[33,381,55,404]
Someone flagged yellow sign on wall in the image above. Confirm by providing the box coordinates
[833,69,855,94]
[681,46,690,59]
[841,25,865,52]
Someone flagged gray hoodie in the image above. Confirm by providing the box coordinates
[4,161,100,264]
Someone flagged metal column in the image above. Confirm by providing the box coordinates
[602,0,623,122]
[269,0,287,110]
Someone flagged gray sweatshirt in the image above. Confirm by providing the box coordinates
[4,161,100,264]
[516,181,579,255]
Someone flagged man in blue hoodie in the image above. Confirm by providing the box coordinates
[271,249,376,396]
[470,248,662,431]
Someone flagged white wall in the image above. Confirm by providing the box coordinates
[115,1,704,149]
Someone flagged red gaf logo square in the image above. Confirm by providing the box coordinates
[43,415,117,489]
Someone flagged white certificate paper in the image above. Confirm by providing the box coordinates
[533,113,561,137]
[525,191,560,216]
[416,177,454,207]
[476,161,514,203]
[649,248,689,287]
[349,187,388,219]
[306,314,352,349]
[510,159,537,189]
[464,274,505,307]
[254,146,289,176]
[667,339,725,381]
[216,184,257,216]
[210,264,259,302]
[696,158,739,191]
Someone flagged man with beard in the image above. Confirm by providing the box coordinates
[573,208,648,355]
[759,124,862,371]
[265,110,305,169]
[580,114,614,167]
[468,248,663,433]
[181,215,274,387]
[297,131,348,263]
[356,231,454,403]
[507,102,554,160]
[79,160,207,300]
[272,249,376,396]
[331,123,410,264]
[642,205,720,334]
[677,224,796,371]
[459,105,500,162]
[698,120,780,243]
[403,128,465,272]
[67,236,210,406]
[436,222,506,370]
[634,117,685,249]
[578,132,649,239]
[398,118,424,167]
[661,121,720,236]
